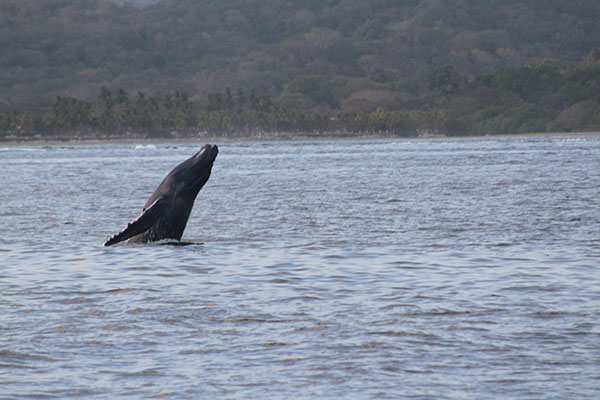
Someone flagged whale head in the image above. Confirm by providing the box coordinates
[167,144,218,198]
[187,143,218,192]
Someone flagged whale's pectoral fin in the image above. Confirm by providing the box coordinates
[103,198,166,246]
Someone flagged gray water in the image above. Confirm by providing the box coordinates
[1,136,599,399]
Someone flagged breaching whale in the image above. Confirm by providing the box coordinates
[104,144,218,246]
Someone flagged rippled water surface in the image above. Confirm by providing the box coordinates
[1,136,599,399]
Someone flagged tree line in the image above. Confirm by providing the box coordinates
[2,59,600,139]
[0,87,421,137]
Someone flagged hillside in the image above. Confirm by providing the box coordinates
[1,0,600,136]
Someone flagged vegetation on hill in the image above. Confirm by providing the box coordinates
[1,0,600,138]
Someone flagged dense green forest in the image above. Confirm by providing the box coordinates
[1,0,600,138]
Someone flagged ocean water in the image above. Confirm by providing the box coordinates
[0,136,599,399]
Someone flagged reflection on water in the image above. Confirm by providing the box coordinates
[1,136,599,399]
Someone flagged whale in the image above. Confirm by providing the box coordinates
[104,144,218,246]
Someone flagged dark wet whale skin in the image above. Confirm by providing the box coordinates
[104,144,218,246]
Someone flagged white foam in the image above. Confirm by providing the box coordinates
[135,144,157,150]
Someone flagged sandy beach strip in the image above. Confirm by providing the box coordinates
[1,130,598,147]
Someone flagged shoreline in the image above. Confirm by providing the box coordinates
[1,130,598,147]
